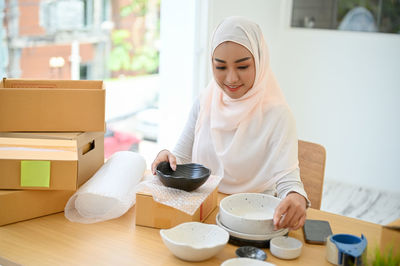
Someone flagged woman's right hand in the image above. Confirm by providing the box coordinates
[151,149,177,175]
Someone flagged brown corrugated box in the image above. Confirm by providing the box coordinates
[0,189,74,226]
[0,78,105,132]
[380,218,400,256]
[135,186,218,229]
[0,132,104,190]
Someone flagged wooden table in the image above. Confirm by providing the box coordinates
[0,194,382,266]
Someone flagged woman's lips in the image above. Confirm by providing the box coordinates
[225,84,243,92]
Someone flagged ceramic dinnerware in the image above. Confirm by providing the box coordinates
[270,236,303,260]
[160,222,229,261]
[221,258,276,266]
[156,162,211,192]
[219,193,281,235]
[235,246,267,260]
[216,213,288,241]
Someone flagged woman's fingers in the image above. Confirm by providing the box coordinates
[151,159,160,175]
[286,208,304,230]
[273,201,289,230]
[291,213,306,231]
[151,150,178,174]
[278,206,295,229]
[167,153,177,171]
[151,150,170,174]
[273,192,307,230]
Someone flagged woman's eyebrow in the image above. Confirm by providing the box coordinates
[234,57,251,63]
[214,58,226,63]
[214,57,251,63]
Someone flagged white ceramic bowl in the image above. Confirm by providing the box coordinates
[219,193,281,235]
[216,213,288,241]
[270,236,303,260]
[221,258,276,266]
[160,222,229,262]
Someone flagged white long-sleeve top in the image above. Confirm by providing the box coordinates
[173,99,310,203]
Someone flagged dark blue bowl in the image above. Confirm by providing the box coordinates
[156,162,211,192]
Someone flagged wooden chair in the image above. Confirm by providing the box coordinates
[298,140,326,210]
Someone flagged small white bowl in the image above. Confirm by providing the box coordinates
[219,193,281,235]
[221,258,276,266]
[270,236,303,260]
[160,222,229,262]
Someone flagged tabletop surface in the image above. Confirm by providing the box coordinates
[0,193,382,266]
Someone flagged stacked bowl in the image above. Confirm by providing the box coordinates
[216,193,289,248]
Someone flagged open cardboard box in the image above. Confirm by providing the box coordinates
[135,185,218,229]
[0,78,105,132]
[380,218,400,256]
[0,189,74,226]
[0,132,104,190]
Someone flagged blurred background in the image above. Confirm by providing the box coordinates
[0,0,162,165]
[0,0,399,223]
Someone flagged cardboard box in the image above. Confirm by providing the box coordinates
[0,132,104,190]
[380,218,400,256]
[0,78,105,132]
[0,189,74,226]
[135,186,218,229]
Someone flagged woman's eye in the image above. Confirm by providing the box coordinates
[238,66,249,70]
[216,66,226,70]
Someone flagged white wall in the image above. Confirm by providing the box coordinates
[276,27,400,193]
[158,0,198,150]
[205,0,400,192]
[158,0,400,192]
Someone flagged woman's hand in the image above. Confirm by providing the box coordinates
[273,192,307,231]
[151,149,177,175]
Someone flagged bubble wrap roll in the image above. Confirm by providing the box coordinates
[65,151,146,223]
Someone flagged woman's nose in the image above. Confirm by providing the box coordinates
[226,69,239,84]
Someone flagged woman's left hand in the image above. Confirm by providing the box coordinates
[273,192,307,230]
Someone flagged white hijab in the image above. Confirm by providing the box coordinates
[192,16,298,194]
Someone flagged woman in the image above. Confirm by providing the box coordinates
[152,16,309,230]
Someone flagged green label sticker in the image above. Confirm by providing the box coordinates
[20,161,51,187]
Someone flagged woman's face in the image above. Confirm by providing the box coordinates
[212,41,256,99]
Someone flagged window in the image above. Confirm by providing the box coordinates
[1,0,161,163]
[291,0,400,34]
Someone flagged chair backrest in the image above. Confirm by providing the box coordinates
[298,140,326,210]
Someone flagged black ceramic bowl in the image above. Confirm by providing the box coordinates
[156,162,211,192]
